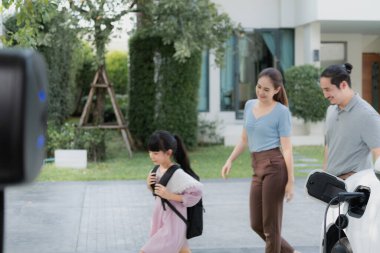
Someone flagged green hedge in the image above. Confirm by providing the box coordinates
[128,33,201,149]
[128,34,158,149]
[285,65,329,122]
[154,45,201,149]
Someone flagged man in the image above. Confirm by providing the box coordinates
[320,63,380,180]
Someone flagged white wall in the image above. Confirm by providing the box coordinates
[294,0,318,26]
[294,22,321,66]
[294,0,380,25]
[321,34,363,94]
[362,35,380,53]
[317,0,380,21]
[213,0,281,29]
[279,0,296,27]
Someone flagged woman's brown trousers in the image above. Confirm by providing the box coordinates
[250,148,294,253]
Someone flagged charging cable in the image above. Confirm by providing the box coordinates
[323,192,365,253]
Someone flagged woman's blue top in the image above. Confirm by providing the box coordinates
[244,99,292,152]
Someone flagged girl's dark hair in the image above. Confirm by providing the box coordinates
[258,67,289,106]
[147,130,199,180]
[320,63,353,88]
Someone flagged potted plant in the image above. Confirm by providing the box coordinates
[47,123,106,169]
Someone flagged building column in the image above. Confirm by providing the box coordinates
[295,22,321,67]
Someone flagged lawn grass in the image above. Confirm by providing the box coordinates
[38,132,324,182]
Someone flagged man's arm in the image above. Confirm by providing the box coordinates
[323,145,328,171]
[372,147,380,161]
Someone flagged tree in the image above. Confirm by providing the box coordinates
[128,0,236,148]
[2,0,136,122]
[1,0,61,48]
[2,0,83,125]
[137,0,236,64]
[67,0,137,66]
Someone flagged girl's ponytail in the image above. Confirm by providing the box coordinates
[173,135,199,180]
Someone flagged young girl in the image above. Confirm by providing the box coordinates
[140,130,202,253]
[221,68,299,253]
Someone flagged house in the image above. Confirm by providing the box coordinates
[200,0,380,146]
[2,1,379,147]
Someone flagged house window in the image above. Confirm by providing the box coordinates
[320,42,347,69]
[219,32,274,117]
[219,29,294,118]
[198,51,209,112]
[220,36,237,111]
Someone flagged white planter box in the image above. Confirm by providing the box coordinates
[54,149,87,169]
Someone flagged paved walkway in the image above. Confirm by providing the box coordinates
[4,178,324,253]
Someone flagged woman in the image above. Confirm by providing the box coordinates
[221,68,299,253]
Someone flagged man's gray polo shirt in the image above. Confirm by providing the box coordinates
[325,93,380,176]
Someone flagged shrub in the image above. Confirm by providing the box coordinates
[47,122,106,162]
[104,94,128,122]
[105,51,129,95]
[285,65,329,122]
[197,117,223,145]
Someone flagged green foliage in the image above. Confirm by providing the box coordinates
[73,42,97,115]
[128,34,158,149]
[285,65,330,122]
[2,2,86,125]
[68,0,135,66]
[154,44,201,149]
[198,118,223,145]
[37,11,82,125]
[138,0,236,64]
[1,0,57,48]
[105,51,128,94]
[104,94,128,122]
[129,33,201,149]
[47,122,106,162]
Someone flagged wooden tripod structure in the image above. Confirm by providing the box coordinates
[78,65,133,157]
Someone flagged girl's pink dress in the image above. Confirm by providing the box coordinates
[141,172,202,253]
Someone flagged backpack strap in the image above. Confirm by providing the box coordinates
[151,164,191,227]
[161,165,188,225]
[151,165,159,174]
[162,198,188,226]
[158,164,180,186]
[159,165,179,211]
[152,164,180,210]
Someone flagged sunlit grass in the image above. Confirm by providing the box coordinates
[38,132,324,181]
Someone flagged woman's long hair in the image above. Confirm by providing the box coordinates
[147,130,199,180]
[258,68,289,106]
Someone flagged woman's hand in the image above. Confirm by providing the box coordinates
[284,180,294,202]
[221,160,232,179]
